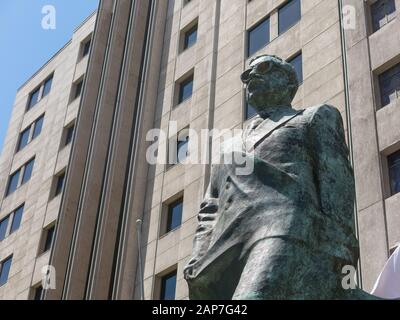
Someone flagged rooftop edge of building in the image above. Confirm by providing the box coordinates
[17,10,97,93]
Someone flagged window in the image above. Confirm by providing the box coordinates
[160,270,177,300]
[73,79,84,100]
[21,158,35,185]
[0,256,13,287]
[54,172,65,197]
[42,225,55,253]
[371,0,396,33]
[388,150,400,196]
[26,74,54,111]
[183,24,198,50]
[177,134,189,164]
[27,88,40,111]
[278,0,301,35]
[16,115,44,153]
[42,76,53,98]
[248,17,270,57]
[246,103,257,120]
[65,125,75,146]
[288,52,303,83]
[183,0,192,6]
[33,285,43,300]
[178,74,194,104]
[166,198,183,233]
[82,39,91,57]
[0,216,10,241]
[6,170,20,196]
[0,205,24,241]
[379,63,400,108]
[9,205,24,235]
[17,127,31,152]
[32,115,44,140]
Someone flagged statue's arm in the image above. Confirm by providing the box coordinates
[309,105,358,258]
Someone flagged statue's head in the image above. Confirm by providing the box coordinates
[241,55,299,113]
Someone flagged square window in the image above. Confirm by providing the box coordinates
[9,205,24,235]
[378,63,400,108]
[6,170,20,196]
[183,25,198,50]
[0,216,10,241]
[278,0,301,35]
[177,135,189,164]
[166,198,183,233]
[27,88,40,111]
[248,17,270,57]
[32,115,44,140]
[17,126,31,152]
[160,270,177,300]
[178,74,194,104]
[0,256,13,287]
[42,76,53,98]
[21,158,35,185]
[54,172,65,197]
[42,225,55,253]
[288,52,303,83]
[388,150,400,196]
[371,0,396,33]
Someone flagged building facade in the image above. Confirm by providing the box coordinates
[1,0,400,300]
[0,13,96,299]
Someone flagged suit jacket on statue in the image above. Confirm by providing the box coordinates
[184,104,361,298]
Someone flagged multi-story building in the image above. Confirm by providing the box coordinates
[0,13,96,299]
[1,0,399,300]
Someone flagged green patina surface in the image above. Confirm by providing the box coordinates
[183,55,378,300]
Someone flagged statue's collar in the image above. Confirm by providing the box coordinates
[252,105,296,128]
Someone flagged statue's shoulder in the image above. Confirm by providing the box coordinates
[302,104,342,126]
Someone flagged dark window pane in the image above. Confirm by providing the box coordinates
[184,25,197,50]
[83,39,91,57]
[379,64,400,108]
[22,158,35,185]
[279,0,301,35]
[288,53,303,83]
[74,81,83,100]
[178,76,193,103]
[17,127,31,152]
[0,256,12,286]
[371,0,396,32]
[177,135,189,163]
[248,18,270,57]
[246,103,257,119]
[43,226,55,252]
[27,88,40,110]
[32,115,44,140]
[65,126,75,146]
[160,271,177,300]
[10,205,24,234]
[0,216,10,241]
[55,173,65,197]
[167,198,183,233]
[388,151,400,196]
[34,286,43,300]
[42,76,53,98]
[6,170,20,196]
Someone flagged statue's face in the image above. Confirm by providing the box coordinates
[241,56,297,112]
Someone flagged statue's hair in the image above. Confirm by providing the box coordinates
[250,54,299,101]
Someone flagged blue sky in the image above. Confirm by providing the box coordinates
[0,0,99,152]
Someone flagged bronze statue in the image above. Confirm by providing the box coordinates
[184,55,374,300]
